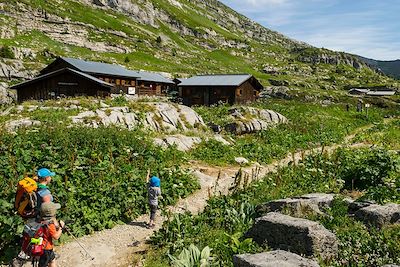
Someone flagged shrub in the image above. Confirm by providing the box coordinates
[0,45,15,59]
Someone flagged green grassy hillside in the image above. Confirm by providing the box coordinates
[0,0,399,91]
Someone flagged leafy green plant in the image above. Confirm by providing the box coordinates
[169,244,212,267]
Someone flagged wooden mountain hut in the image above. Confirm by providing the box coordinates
[178,74,263,106]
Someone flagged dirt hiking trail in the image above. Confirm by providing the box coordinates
[12,122,382,267]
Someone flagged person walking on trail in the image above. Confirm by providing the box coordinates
[36,168,56,209]
[38,202,64,267]
[146,170,162,229]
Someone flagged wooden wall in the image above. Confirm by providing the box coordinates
[180,82,257,106]
[17,72,110,102]
[235,80,256,104]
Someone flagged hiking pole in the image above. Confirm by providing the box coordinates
[63,226,95,261]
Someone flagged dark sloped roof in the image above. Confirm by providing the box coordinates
[179,74,255,87]
[11,68,113,89]
[60,57,140,79]
[135,70,174,84]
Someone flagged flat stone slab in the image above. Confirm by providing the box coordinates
[355,203,400,227]
[257,193,335,216]
[246,212,338,260]
[233,250,320,267]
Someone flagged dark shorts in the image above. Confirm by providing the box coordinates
[39,250,55,267]
[150,204,158,220]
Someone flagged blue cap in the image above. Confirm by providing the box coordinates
[37,168,55,178]
[150,176,160,187]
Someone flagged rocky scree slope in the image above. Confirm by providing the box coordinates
[0,0,398,98]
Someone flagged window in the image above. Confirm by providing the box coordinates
[236,88,243,97]
[116,79,120,85]
[131,80,135,86]
[105,78,110,83]
[121,80,126,85]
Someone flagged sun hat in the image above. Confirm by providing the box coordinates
[40,202,61,218]
[150,176,160,187]
[37,168,56,178]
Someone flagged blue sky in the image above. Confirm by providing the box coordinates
[220,0,399,61]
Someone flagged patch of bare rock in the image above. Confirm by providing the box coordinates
[233,250,320,267]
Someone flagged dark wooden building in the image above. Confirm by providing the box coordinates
[13,68,113,102]
[178,74,263,106]
[12,57,174,102]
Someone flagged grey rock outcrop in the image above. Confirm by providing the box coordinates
[69,102,205,132]
[225,107,287,135]
[257,193,335,217]
[246,212,338,260]
[153,135,201,151]
[260,86,291,100]
[0,82,15,104]
[354,203,400,228]
[0,59,35,79]
[233,250,320,267]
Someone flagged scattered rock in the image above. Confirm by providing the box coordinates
[354,203,400,228]
[233,250,320,267]
[5,118,41,132]
[246,212,338,260]
[214,134,231,145]
[235,157,249,165]
[257,193,335,217]
[260,86,291,100]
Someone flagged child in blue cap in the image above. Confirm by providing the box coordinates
[146,169,162,228]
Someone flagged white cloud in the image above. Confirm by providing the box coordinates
[221,0,399,60]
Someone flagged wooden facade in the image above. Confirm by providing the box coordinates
[179,76,262,106]
[13,57,174,101]
[15,69,112,102]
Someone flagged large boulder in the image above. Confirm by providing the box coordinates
[0,82,14,104]
[257,193,335,217]
[225,107,287,135]
[233,250,320,267]
[354,203,400,228]
[246,212,338,260]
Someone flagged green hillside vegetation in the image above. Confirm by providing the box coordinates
[148,145,400,266]
[0,0,399,91]
[0,0,399,265]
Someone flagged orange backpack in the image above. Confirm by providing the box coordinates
[15,177,38,218]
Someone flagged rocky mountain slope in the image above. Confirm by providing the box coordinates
[0,0,398,94]
[359,56,400,79]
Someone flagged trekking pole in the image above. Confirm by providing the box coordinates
[63,226,95,260]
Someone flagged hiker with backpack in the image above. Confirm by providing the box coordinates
[15,168,58,261]
[36,202,64,267]
[146,169,162,229]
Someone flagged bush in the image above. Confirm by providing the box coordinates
[0,126,199,262]
[0,45,15,59]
